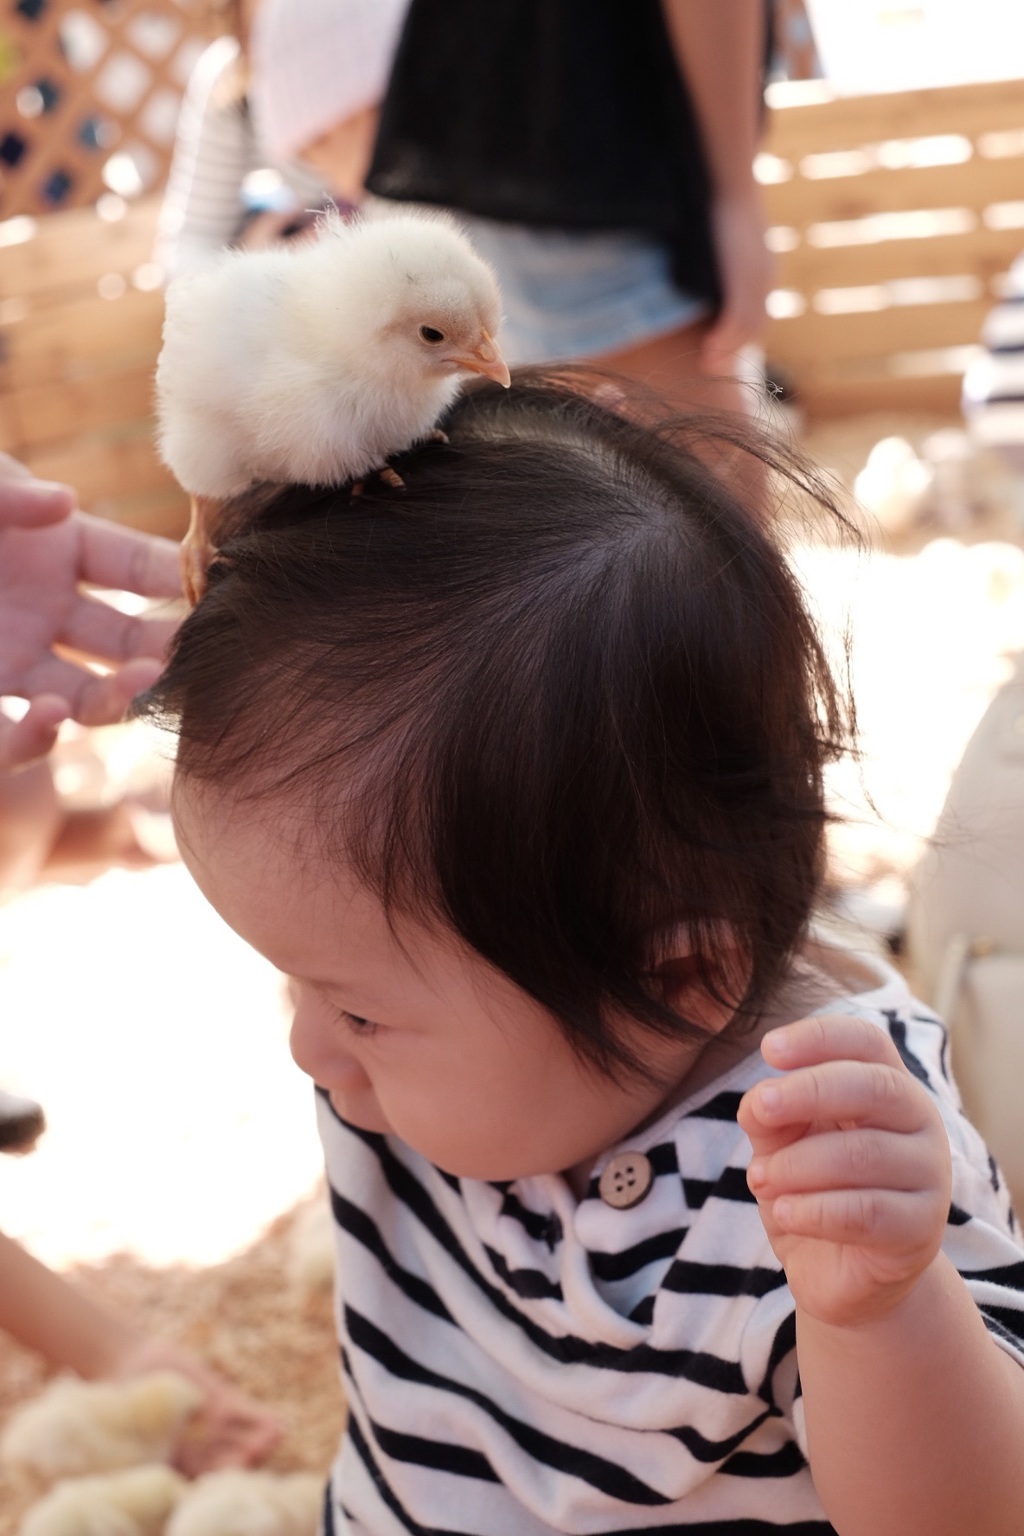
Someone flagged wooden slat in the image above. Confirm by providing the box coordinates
[22,432,179,509]
[766,154,1024,228]
[774,223,1024,291]
[0,201,160,303]
[0,394,19,454]
[1,367,157,454]
[0,288,164,388]
[103,486,190,540]
[790,371,964,418]
[767,297,991,362]
[765,77,1024,157]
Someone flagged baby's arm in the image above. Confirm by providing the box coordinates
[0,1230,280,1474]
[738,1016,1024,1536]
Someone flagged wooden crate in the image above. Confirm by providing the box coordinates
[762,76,1024,416]
[0,194,187,536]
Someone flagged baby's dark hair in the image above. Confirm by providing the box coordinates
[143,369,853,1080]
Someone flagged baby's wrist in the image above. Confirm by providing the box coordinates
[794,1255,944,1339]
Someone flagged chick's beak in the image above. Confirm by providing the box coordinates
[452,330,511,388]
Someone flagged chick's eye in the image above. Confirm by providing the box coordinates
[419,325,445,344]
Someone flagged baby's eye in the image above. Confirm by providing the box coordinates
[419,325,445,344]
[342,1011,379,1038]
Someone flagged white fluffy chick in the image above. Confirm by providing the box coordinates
[156,210,509,602]
[854,436,933,537]
[19,1464,186,1536]
[166,1469,323,1536]
[0,1372,202,1481]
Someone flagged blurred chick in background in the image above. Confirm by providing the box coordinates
[156,211,509,601]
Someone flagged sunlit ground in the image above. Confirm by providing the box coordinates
[0,861,323,1268]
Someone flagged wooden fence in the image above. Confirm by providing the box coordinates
[0,195,185,534]
[761,76,1024,415]
[2,73,1024,536]
[0,0,209,219]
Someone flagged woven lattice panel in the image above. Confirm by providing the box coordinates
[0,0,209,219]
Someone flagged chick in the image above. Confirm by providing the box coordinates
[166,1469,323,1536]
[0,1371,203,1481]
[19,1464,186,1536]
[156,210,510,602]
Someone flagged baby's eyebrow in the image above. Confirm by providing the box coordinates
[303,975,384,1006]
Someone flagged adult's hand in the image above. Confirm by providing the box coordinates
[0,454,183,769]
[700,186,774,374]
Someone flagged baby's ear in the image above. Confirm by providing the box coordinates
[653,934,746,1035]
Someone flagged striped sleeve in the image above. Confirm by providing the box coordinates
[156,38,255,275]
[884,1007,1024,1367]
[964,252,1024,463]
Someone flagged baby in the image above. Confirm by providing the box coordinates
[146,372,1024,1534]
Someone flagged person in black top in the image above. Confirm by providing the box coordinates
[366,0,773,418]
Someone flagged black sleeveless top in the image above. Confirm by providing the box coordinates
[366,0,772,311]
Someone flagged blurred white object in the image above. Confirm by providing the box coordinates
[250,0,408,163]
[167,1469,323,1536]
[19,1464,186,1536]
[804,1,1024,92]
[906,651,1024,1216]
[854,436,933,534]
[1,1373,201,1480]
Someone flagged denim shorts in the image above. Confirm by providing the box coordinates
[448,212,708,366]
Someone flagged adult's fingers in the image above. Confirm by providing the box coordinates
[15,656,164,726]
[78,515,184,600]
[0,456,75,527]
[0,697,70,771]
[699,305,761,373]
[58,590,180,667]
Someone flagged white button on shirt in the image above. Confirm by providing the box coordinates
[598,1151,655,1209]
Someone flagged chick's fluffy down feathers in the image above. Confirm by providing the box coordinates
[19,1464,186,1536]
[156,211,505,498]
[0,1372,202,1480]
[166,1469,323,1536]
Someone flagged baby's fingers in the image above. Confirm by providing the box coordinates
[743,1056,929,1142]
[748,1126,941,1206]
[770,1187,939,1252]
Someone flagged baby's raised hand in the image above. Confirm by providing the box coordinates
[737,1015,952,1329]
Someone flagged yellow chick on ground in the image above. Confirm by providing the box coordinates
[1,1372,203,1481]
[155,210,509,602]
[166,1469,323,1536]
[19,1463,186,1536]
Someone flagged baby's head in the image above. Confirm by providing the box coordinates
[148,372,850,1179]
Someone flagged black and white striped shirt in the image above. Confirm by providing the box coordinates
[317,943,1024,1534]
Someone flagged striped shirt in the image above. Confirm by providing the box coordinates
[156,38,325,277]
[964,249,1024,466]
[317,942,1024,1534]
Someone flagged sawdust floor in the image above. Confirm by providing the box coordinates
[0,1205,344,1534]
[1,407,1023,1533]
